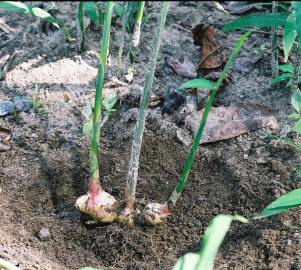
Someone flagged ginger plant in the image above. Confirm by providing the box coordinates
[120,2,169,224]
[75,2,116,223]
[143,32,250,225]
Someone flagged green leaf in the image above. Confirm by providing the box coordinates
[278,64,294,73]
[82,103,92,119]
[295,2,301,46]
[113,3,123,20]
[180,79,215,90]
[271,73,293,84]
[283,13,296,62]
[295,119,301,134]
[102,95,118,112]
[83,120,93,135]
[223,13,289,31]
[258,189,301,218]
[282,138,301,153]
[30,7,60,28]
[291,90,301,113]
[173,215,248,270]
[83,2,98,24]
[288,113,301,119]
[141,13,154,29]
[0,1,29,13]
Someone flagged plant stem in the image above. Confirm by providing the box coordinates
[77,2,85,52]
[167,32,250,208]
[117,2,130,78]
[132,1,145,48]
[90,1,114,184]
[292,45,301,92]
[0,258,20,270]
[271,1,279,77]
[124,2,169,213]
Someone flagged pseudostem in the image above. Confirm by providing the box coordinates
[121,2,169,223]
[75,2,117,223]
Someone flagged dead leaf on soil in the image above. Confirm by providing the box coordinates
[234,56,261,74]
[192,24,226,69]
[166,56,197,78]
[185,103,278,144]
[222,2,265,15]
[0,126,11,151]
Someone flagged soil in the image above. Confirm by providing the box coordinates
[0,1,301,270]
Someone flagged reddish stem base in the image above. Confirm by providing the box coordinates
[75,181,117,223]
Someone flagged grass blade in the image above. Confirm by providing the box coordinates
[283,13,296,62]
[258,189,301,218]
[223,13,289,30]
[173,215,248,270]
[77,2,85,52]
[180,79,215,90]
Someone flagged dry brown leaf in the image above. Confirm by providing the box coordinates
[166,56,197,78]
[185,103,278,144]
[192,25,226,69]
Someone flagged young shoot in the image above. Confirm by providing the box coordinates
[75,2,116,223]
[119,2,169,224]
[271,1,279,77]
[143,32,251,225]
[77,2,85,52]
[117,2,130,78]
[126,1,146,82]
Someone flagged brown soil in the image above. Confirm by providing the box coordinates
[0,2,301,270]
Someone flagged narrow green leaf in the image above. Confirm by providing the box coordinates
[102,95,118,112]
[30,7,60,29]
[288,112,301,119]
[278,64,294,73]
[258,189,301,218]
[223,13,289,31]
[83,2,98,24]
[271,73,293,84]
[283,13,296,62]
[173,215,248,270]
[141,12,154,29]
[180,79,215,90]
[282,138,301,153]
[295,119,301,134]
[295,3,301,46]
[0,1,29,13]
[83,120,93,135]
[291,90,301,113]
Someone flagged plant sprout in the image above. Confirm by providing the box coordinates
[77,2,85,52]
[143,32,250,225]
[119,2,169,224]
[75,2,116,223]
[173,215,248,270]
[271,1,279,77]
[132,1,145,48]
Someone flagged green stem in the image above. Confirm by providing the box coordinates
[292,45,301,92]
[125,2,169,208]
[0,258,20,270]
[89,1,114,184]
[117,2,130,78]
[271,1,279,77]
[77,2,85,52]
[167,32,250,208]
[132,1,145,48]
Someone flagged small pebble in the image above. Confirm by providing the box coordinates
[38,228,51,241]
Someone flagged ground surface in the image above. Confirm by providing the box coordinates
[0,1,301,270]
